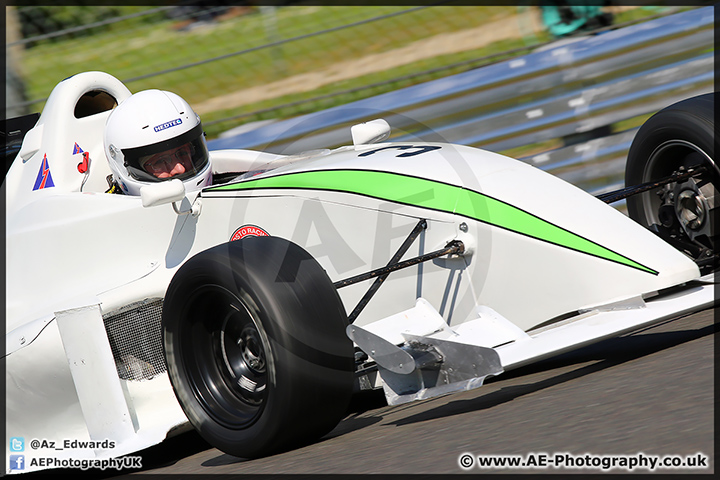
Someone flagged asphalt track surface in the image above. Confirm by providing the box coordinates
[54,305,713,478]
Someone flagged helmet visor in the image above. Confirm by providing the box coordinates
[122,123,209,183]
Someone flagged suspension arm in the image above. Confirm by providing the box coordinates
[345,219,427,324]
[596,164,706,204]
[334,240,465,291]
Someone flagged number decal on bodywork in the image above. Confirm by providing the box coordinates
[358,145,442,158]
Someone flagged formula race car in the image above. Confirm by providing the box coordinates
[4,72,716,474]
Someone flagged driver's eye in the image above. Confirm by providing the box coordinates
[145,159,166,171]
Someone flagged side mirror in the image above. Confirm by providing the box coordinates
[140,179,185,208]
[351,119,391,146]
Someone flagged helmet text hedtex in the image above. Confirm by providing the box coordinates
[154,118,182,132]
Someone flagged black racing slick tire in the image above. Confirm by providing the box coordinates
[162,236,354,458]
[625,93,718,272]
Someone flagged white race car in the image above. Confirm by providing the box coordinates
[4,72,716,473]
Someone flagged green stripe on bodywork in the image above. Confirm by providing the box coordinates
[208,170,657,274]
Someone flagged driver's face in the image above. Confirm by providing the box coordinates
[143,144,193,179]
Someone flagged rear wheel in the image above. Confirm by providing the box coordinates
[163,236,354,457]
[625,93,718,273]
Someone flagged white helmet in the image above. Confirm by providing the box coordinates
[104,89,212,195]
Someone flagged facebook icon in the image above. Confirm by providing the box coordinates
[9,455,25,471]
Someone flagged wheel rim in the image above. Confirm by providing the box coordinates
[181,285,269,429]
[638,139,717,270]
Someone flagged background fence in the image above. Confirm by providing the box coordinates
[6,3,695,138]
[6,3,540,124]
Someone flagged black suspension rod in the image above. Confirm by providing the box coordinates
[334,240,465,290]
[596,165,706,204]
[346,219,427,324]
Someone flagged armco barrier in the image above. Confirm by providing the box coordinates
[208,7,713,196]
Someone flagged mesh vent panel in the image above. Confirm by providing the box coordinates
[103,298,166,381]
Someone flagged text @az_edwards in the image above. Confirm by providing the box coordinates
[8,437,141,472]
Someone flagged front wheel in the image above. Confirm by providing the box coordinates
[625,93,718,273]
[162,236,354,457]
